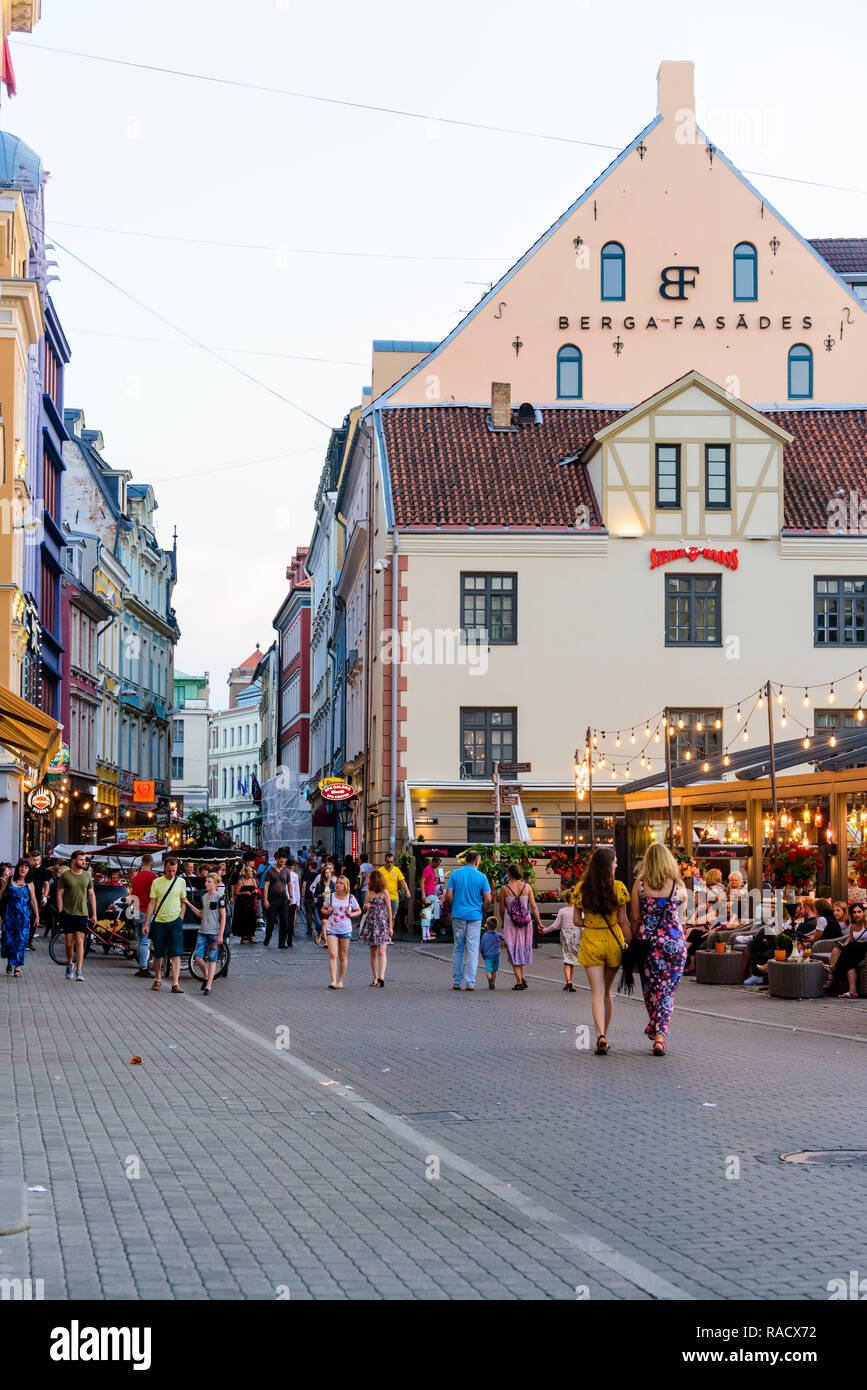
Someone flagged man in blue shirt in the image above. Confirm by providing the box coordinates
[444,850,493,991]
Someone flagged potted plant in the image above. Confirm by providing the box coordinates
[708,931,726,953]
[774,932,793,962]
[768,844,822,890]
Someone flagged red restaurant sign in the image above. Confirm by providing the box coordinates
[650,546,739,571]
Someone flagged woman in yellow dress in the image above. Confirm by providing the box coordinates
[572,845,631,1055]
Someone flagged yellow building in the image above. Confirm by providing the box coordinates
[0,180,60,857]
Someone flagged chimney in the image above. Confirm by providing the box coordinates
[656,60,695,122]
[490,381,512,430]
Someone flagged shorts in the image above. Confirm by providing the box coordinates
[325,928,351,940]
[483,955,499,973]
[578,927,625,969]
[193,933,220,963]
[61,912,88,934]
[151,917,184,960]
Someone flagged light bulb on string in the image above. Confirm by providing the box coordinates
[630,730,635,744]
[714,717,721,730]
[723,754,730,766]
[859,672,865,692]
[695,720,703,732]
[702,761,709,772]
[644,724,650,737]
[678,718,684,729]
[654,731,660,743]
[742,729,749,742]
[802,689,810,708]
[859,707,866,723]
[684,750,692,761]
[735,706,741,721]
[781,712,788,727]
[615,733,621,747]
[624,765,630,778]
[830,733,837,747]
[803,736,811,749]
[828,685,836,703]
[757,694,764,709]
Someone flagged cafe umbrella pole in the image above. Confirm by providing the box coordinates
[586,727,595,848]
[766,679,778,858]
[664,706,675,850]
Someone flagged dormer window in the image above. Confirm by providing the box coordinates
[733,242,757,301]
[600,242,626,301]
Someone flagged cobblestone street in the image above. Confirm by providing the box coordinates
[2,931,865,1301]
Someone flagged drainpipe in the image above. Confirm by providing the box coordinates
[356,420,374,853]
[389,525,399,853]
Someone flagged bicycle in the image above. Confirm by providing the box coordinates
[48,914,137,964]
[188,937,231,982]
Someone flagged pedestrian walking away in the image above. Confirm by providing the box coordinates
[629,843,688,1056]
[358,869,393,985]
[321,875,362,989]
[194,873,226,995]
[56,850,98,982]
[498,863,542,990]
[130,853,156,977]
[573,846,631,1053]
[444,850,493,991]
[480,916,504,988]
[232,864,261,945]
[540,896,583,990]
[142,856,202,993]
[379,852,409,934]
[1,860,39,978]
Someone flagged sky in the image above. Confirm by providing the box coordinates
[6,0,866,702]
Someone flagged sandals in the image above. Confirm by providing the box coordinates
[653,1040,666,1056]
[562,983,576,992]
[595,1035,610,1055]
[13,967,22,978]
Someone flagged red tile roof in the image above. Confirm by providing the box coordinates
[237,648,262,668]
[809,238,867,275]
[382,406,615,529]
[381,404,867,533]
[767,408,867,530]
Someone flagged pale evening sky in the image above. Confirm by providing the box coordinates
[6,0,866,699]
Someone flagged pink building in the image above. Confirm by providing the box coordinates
[274,548,311,776]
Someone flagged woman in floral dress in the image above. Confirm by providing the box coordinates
[498,863,542,991]
[1,860,39,978]
[630,843,688,1056]
[358,869,393,986]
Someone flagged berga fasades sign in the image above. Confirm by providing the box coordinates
[559,265,813,331]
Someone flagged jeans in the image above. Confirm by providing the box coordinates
[135,917,150,970]
[452,919,482,988]
[265,898,288,946]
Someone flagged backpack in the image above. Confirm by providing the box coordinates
[507,885,531,928]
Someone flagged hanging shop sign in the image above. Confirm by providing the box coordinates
[318,777,356,802]
[133,780,156,804]
[46,742,70,772]
[26,785,56,815]
[650,546,739,571]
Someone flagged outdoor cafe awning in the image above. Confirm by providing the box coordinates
[0,683,62,779]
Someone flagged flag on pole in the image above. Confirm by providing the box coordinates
[2,41,17,98]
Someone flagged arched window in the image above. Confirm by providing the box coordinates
[788,343,813,399]
[733,242,757,301]
[600,242,625,301]
[557,344,583,399]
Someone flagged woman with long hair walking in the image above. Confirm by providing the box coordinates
[630,843,688,1056]
[1,860,39,978]
[359,869,393,986]
[498,863,542,990]
[574,846,631,1053]
[321,874,362,989]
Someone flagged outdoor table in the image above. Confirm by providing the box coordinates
[695,949,745,985]
[766,959,825,999]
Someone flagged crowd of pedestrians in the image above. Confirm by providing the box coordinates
[4,836,866,1055]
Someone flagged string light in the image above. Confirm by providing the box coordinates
[723,754,730,766]
[803,736,811,749]
[781,713,788,727]
[757,694,764,709]
[677,718,684,729]
[615,733,621,747]
[802,689,810,708]
[858,708,865,722]
[859,672,865,692]
[776,689,784,705]
[830,733,837,747]
[735,706,742,721]
[644,724,650,737]
[702,761,710,772]
[695,720,703,732]
[714,718,721,730]
[684,750,692,760]
[742,729,749,741]
[828,685,836,703]
[630,730,635,744]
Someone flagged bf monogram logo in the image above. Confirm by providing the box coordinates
[659,265,700,299]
